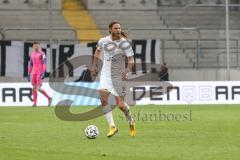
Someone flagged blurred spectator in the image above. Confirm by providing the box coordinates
[74,65,92,82]
[159,63,169,81]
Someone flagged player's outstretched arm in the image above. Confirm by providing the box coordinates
[91,48,100,79]
[41,52,47,79]
[126,56,134,72]
[122,56,134,80]
[28,57,33,82]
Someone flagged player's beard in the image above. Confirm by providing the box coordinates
[112,32,121,40]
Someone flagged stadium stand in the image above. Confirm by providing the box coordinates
[160,6,240,68]
[62,0,102,42]
[89,9,192,67]
[0,0,76,41]
[86,0,240,68]
[0,0,239,80]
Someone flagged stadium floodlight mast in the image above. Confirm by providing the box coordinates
[225,0,230,80]
[48,0,53,74]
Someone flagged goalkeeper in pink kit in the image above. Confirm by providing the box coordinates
[28,41,52,107]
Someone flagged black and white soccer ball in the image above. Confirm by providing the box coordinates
[84,125,99,139]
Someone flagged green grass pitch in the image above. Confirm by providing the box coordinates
[0,105,240,160]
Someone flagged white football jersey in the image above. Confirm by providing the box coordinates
[97,35,134,81]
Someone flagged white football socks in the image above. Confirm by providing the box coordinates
[103,103,134,127]
[103,107,116,127]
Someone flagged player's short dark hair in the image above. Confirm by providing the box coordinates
[33,41,40,45]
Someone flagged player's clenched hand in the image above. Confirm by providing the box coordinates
[122,71,129,81]
[40,72,45,79]
[27,75,31,82]
[91,67,98,78]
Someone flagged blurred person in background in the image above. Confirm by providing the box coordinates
[159,62,169,81]
[28,41,52,107]
[74,64,92,82]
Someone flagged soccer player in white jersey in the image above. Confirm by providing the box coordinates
[92,21,136,137]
